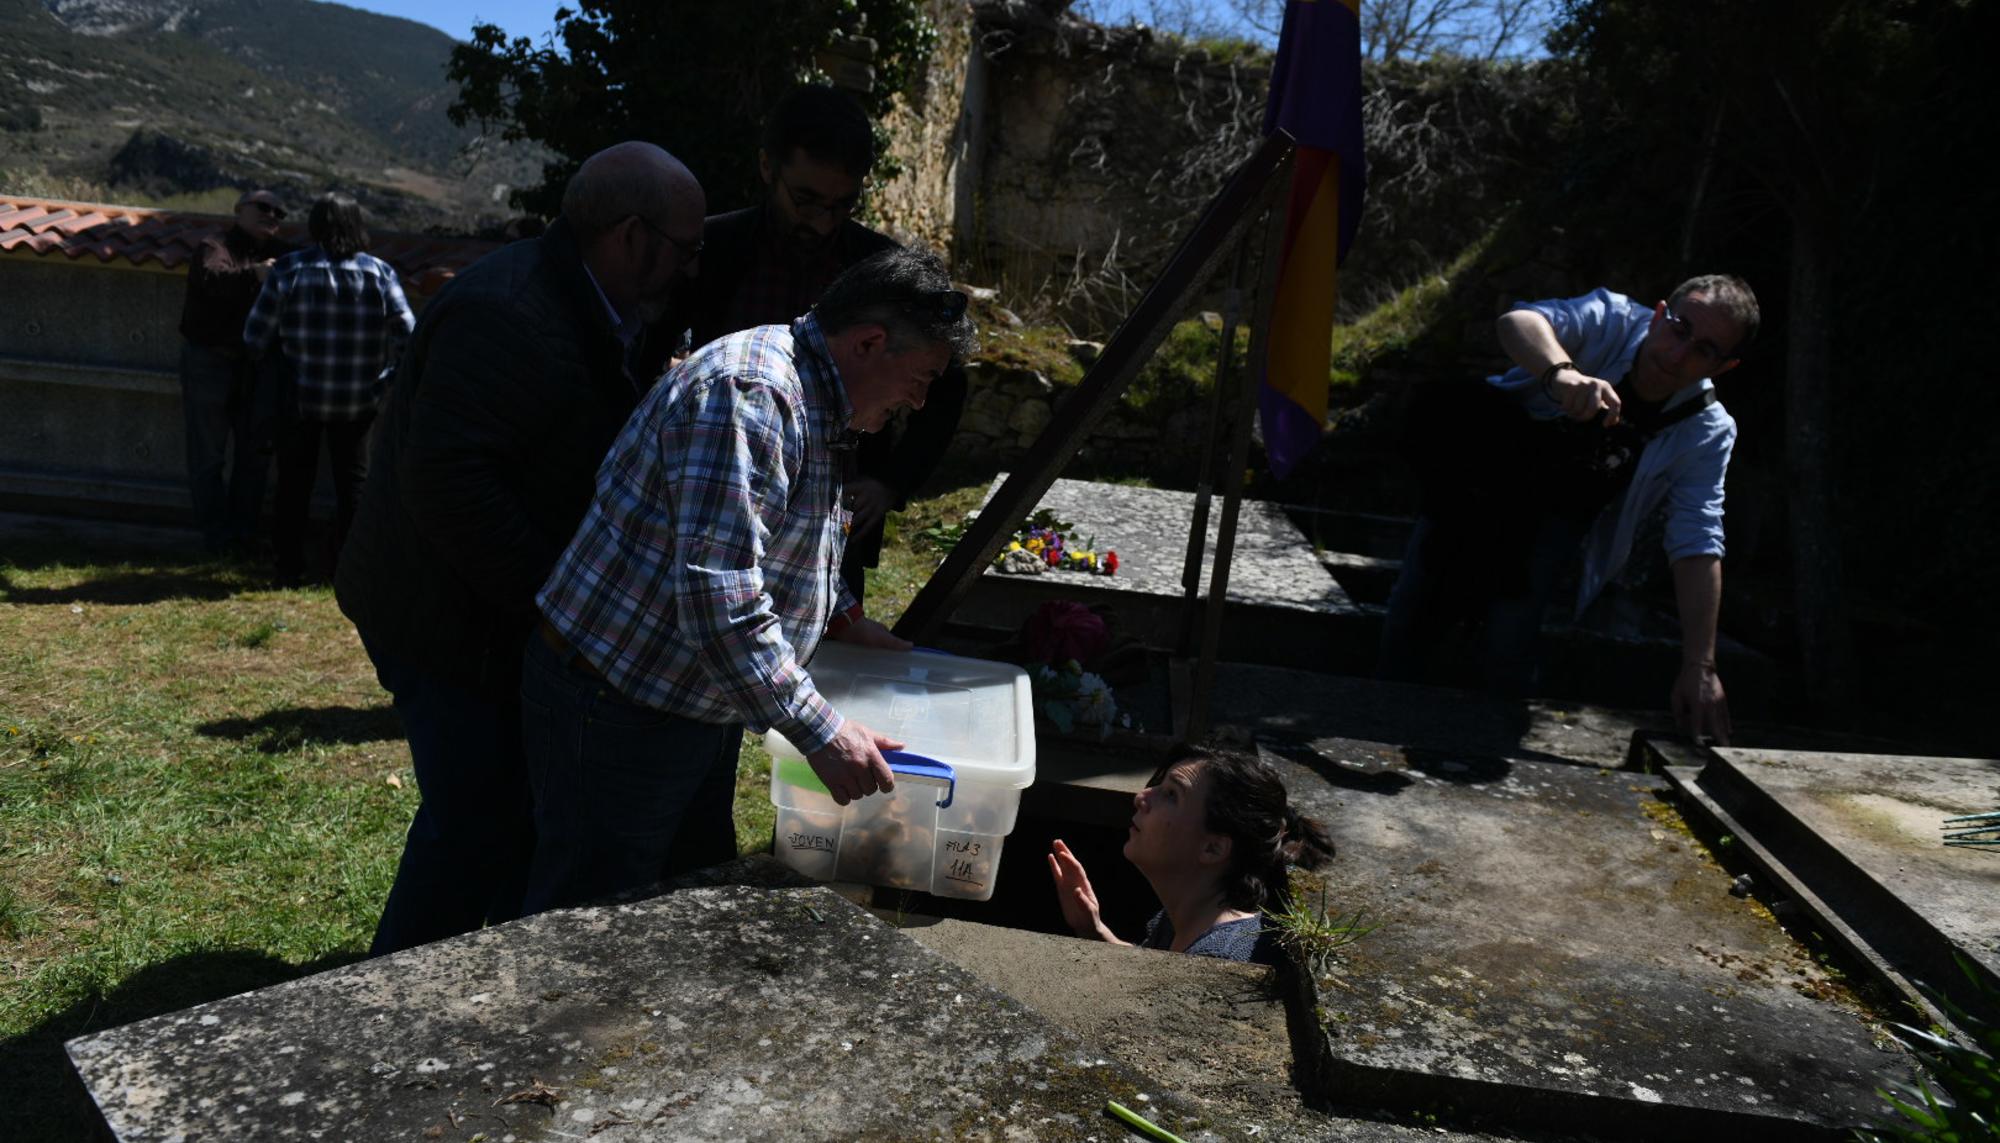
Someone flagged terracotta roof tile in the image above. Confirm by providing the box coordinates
[0,194,499,295]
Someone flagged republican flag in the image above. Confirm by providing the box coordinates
[1259,0,1367,479]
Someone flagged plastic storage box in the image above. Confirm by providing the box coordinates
[765,643,1035,900]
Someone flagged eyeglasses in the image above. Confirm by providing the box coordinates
[1663,306,1731,367]
[630,214,704,261]
[776,174,862,223]
[247,202,284,220]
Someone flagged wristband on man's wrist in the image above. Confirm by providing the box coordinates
[1539,360,1574,399]
[826,603,865,635]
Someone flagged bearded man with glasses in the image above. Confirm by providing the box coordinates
[1381,275,1759,745]
[657,84,970,607]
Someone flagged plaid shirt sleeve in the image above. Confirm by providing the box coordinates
[241,264,285,356]
[666,372,843,752]
[379,261,416,375]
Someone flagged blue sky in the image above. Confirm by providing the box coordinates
[339,1,559,43]
[339,0,1264,46]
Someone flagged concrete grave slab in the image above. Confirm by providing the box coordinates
[1027,665,1660,833]
[906,916,1516,1142]
[1207,665,1660,771]
[66,863,1223,1142]
[1265,745,1911,1140]
[1683,748,2000,1019]
[955,478,1361,670]
[977,476,1356,613]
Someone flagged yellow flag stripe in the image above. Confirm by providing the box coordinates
[1267,156,1341,423]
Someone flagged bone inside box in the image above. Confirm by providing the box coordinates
[765,643,1036,900]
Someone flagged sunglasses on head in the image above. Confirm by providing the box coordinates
[914,289,969,324]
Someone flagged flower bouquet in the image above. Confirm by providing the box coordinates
[1007,601,1145,739]
[992,508,1119,577]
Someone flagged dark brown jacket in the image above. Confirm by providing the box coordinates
[178,226,293,350]
[335,217,646,695]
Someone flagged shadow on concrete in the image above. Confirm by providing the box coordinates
[1400,746,1514,784]
[196,705,402,754]
[2,947,365,1142]
[1257,736,1422,795]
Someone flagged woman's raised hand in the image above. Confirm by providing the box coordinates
[1048,839,1122,944]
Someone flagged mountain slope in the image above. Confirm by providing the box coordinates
[0,0,538,228]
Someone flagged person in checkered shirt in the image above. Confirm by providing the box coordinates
[521,246,976,915]
[244,192,415,585]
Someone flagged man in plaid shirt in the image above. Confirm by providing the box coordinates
[243,243,414,422]
[523,247,975,913]
[244,192,415,584]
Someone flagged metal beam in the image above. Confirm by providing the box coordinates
[1187,175,1288,740]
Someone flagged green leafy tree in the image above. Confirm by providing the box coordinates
[446,0,936,218]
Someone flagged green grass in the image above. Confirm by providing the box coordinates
[1328,222,1500,387]
[0,486,993,1137]
[1267,868,1376,982]
[971,311,1089,389]
[865,481,994,623]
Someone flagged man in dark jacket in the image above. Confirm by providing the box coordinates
[336,142,706,955]
[176,188,293,553]
[669,85,968,602]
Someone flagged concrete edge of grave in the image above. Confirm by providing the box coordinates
[1642,740,1938,1023]
[62,857,1222,1142]
[1284,943,1874,1143]
[1288,741,1906,1143]
[1639,737,1966,1049]
[899,915,1523,1142]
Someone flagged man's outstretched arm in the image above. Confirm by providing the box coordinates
[1670,554,1731,745]
[1495,308,1622,425]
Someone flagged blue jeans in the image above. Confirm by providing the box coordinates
[1378,512,1587,698]
[179,343,278,551]
[366,635,535,956]
[518,632,742,915]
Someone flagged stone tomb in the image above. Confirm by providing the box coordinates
[1269,739,1911,1140]
[953,477,1365,670]
[1665,747,2000,1023]
[66,865,1217,1142]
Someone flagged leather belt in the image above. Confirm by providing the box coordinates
[536,617,608,684]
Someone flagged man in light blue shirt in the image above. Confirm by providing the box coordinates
[1380,275,1759,744]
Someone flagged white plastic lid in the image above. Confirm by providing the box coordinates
[766,643,1036,788]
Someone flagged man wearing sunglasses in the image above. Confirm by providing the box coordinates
[336,142,707,955]
[1381,275,1758,746]
[663,84,969,605]
[520,248,976,914]
[176,188,294,554]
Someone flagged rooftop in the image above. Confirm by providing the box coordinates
[0,195,497,294]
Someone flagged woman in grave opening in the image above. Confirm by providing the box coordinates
[1048,743,1335,966]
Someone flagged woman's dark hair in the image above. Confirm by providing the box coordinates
[307,192,370,259]
[1165,742,1335,913]
[762,84,875,180]
[815,246,978,360]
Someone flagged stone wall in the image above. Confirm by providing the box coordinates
[949,358,1211,481]
[958,4,1266,330]
[0,259,191,515]
[871,0,978,256]
[0,254,430,521]
[874,1,1266,332]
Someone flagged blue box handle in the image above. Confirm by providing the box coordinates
[882,750,955,809]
